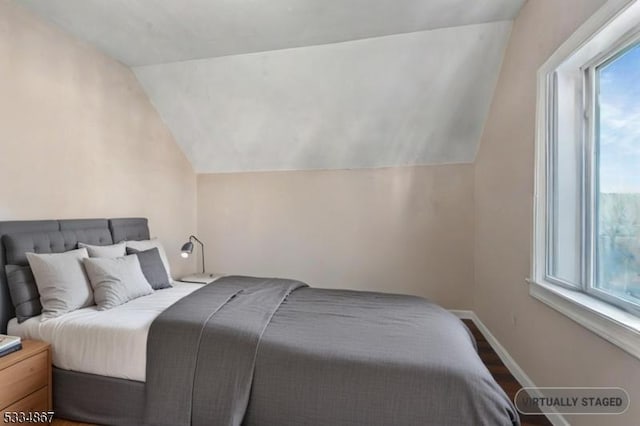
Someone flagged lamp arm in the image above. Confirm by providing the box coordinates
[189,235,204,246]
[189,235,205,274]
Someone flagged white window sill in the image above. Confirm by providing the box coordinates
[529,280,640,360]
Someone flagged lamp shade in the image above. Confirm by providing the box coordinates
[181,241,194,258]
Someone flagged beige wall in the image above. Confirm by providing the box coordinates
[0,1,197,277]
[474,0,640,424]
[198,164,474,308]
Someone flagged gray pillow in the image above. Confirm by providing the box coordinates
[26,248,93,320]
[125,239,172,281]
[126,247,172,290]
[78,241,126,258]
[83,255,154,310]
[5,265,42,323]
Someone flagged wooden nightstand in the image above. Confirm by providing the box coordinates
[178,273,225,284]
[0,341,52,422]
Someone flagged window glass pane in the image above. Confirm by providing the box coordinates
[596,41,640,305]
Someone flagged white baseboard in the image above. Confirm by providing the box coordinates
[450,310,569,426]
[448,309,475,319]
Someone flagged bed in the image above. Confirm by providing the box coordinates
[0,218,519,426]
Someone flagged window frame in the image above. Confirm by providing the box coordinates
[544,69,585,292]
[532,0,640,360]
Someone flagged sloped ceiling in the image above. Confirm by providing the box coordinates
[17,0,524,173]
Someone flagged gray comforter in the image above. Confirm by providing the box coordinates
[145,276,518,426]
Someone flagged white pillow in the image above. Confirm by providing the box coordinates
[83,255,154,310]
[26,248,93,320]
[78,241,126,258]
[125,239,172,280]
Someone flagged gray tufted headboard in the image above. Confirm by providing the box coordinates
[0,218,150,333]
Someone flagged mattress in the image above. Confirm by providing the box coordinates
[7,281,203,382]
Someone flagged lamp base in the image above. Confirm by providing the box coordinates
[178,273,224,285]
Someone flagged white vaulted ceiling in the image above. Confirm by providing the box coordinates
[17,0,525,172]
[134,23,512,172]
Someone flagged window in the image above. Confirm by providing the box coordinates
[594,42,640,311]
[533,0,640,358]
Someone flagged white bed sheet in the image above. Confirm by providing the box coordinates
[7,281,202,382]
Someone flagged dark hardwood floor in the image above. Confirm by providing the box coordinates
[53,321,551,426]
[462,319,552,426]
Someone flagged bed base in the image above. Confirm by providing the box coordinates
[54,368,145,426]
